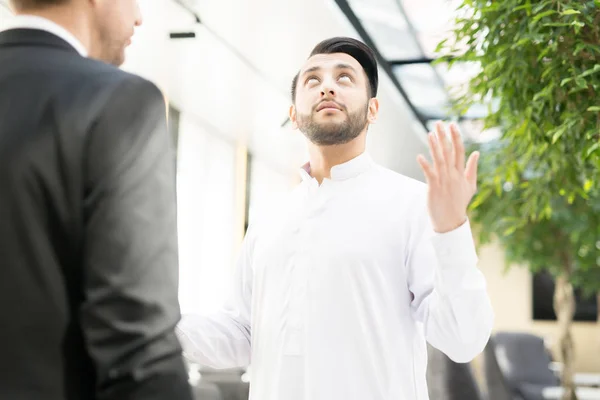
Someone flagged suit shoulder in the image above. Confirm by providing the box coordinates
[48,57,165,121]
[69,58,163,102]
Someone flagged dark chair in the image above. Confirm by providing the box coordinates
[484,332,559,400]
[426,343,484,400]
[484,337,516,400]
[192,381,224,400]
[198,368,249,400]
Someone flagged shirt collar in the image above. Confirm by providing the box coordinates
[2,15,88,57]
[299,152,374,182]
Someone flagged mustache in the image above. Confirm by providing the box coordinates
[313,100,345,112]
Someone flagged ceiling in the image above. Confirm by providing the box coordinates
[0,0,480,181]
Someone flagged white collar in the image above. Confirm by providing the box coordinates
[2,15,88,57]
[299,152,374,182]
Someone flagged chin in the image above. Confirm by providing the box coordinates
[111,51,126,67]
[315,119,342,129]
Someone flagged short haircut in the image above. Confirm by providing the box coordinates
[291,37,379,102]
[9,0,69,11]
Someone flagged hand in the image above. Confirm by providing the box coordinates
[416,122,479,233]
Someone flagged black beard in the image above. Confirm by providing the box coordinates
[296,105,369,146]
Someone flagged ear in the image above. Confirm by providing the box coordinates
[367,98,379,124]
[289,105,299,130]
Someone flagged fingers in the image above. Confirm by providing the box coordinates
[428,130,446,174]
[465,151,480,191]
[435,122,452,172]
[449,123,465,173]
[417,154,436,185]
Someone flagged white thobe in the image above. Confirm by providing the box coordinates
[177,152,494,400]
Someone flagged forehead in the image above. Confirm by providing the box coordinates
[300,53,364,75]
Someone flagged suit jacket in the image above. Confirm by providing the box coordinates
[0,28,193,400]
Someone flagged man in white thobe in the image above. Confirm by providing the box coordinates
[176,37,494,400]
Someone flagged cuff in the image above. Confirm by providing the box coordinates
[430,218,478,270]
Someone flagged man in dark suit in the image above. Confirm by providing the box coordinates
[0,1,194,400]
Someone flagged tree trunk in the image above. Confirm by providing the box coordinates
[554,274,577,400]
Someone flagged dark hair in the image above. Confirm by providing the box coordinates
[9,0,69,11]
[291,37,378,102]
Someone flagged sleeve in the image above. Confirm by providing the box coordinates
[406,201,494,363]
[175,226,254,369]
[80,75,193,400]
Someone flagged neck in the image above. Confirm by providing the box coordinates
[306,130,367,184]
[15,5,93,54]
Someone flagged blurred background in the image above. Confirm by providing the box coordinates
[1,0,598,399]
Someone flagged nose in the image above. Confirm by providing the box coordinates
[320,85,335,98]
[134,2,143,27]
[320,77,336,98]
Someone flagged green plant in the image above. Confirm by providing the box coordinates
[437,1,600,399]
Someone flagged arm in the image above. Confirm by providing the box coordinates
[406,212,493,363]
[175,227,254,369]
[80,75,192,400]
[412,121,493,363]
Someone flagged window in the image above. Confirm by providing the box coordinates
[176,114,237,314]
[532,271,598,322]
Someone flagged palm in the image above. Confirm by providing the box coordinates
[417,122,479,233]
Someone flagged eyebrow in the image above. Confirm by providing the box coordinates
[301,63,358,77]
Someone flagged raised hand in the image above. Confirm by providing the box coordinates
[416,122,479,233]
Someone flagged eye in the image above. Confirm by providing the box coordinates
[306,76,320,86]
[338,74,352,83]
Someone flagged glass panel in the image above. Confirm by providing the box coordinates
[348,0,405,14]
[361,20,422,59]
[393,64,449,116]
[435,62,481,89]
[400,0,463,57]
[349,0,423,59]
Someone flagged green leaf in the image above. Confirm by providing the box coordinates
[538,47,552,61]
[503,225,518,236]
[533,10,557,22]
[543,22,571,27]
[561,77,574,86]
[434,38,449,54]
[575,77,588,89]
[571,21,585,30]
[577,64,600,79]
[561,9,581,15]
[514,38,531,48]
[586,142,600,157]
[587,106,600,112]
[533,1,551,13]
[552,128,566,144]
[533,84,554,101]
[573,43,587,56]
[513,4,531,13]
[584,180,593,193]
